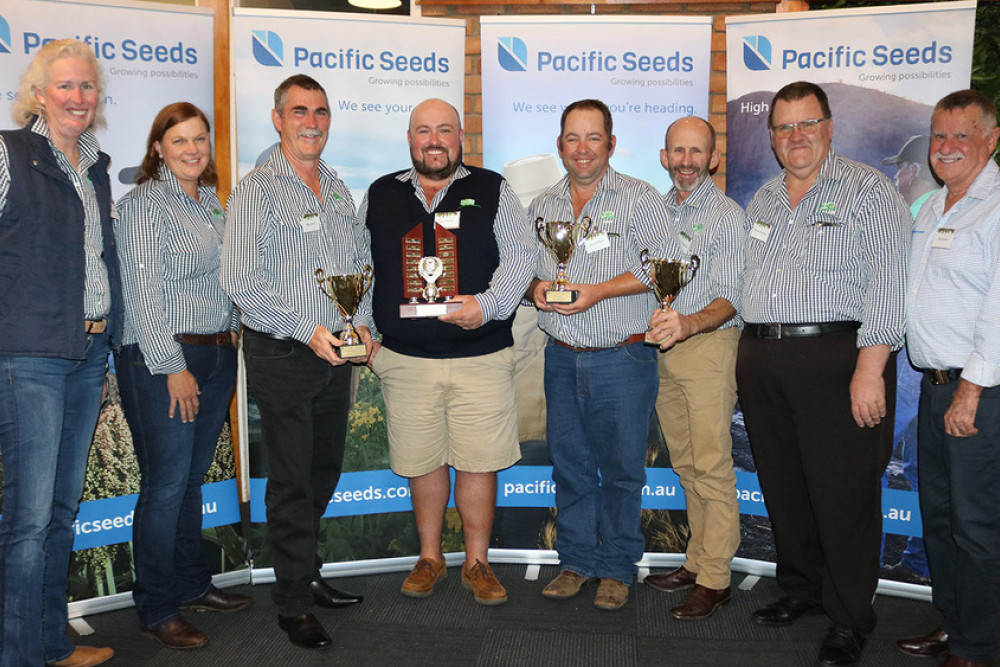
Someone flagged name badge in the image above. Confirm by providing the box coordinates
[750,220,772,243]
[300,213,320,233]
[677,231,692,254]
[584,231,610,253]
[931,228,955,249]
[435,211,461,230]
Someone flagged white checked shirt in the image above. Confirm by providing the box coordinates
[530,167,679,348]
[741,151,909,349]
[116,167,237,375]
[221,148,371,344]
[664,176,745,328]
[906,159,1000,388]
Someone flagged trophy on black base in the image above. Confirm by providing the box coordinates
[315,265,373,359]
[536,216,592,303]
[640,249,700,345]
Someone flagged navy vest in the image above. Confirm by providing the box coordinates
[0,124,122,358]
[365,166,514,358]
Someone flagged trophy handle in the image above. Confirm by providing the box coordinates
[579,216,593,241]
[359,265,373,299]
[686,254,701,285]
[639,248,650,272]
[534,217,546,244]
[314,268,332,300]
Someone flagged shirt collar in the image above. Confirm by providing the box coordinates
[265,145,337,184]
[396,163,470,189]
[30,114,101,167]
[666,174,717,212]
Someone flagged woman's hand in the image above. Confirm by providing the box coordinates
[167,370,200,423]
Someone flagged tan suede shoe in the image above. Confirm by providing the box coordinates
[594,578,629,611]
[542,570,596,599]
[401,557,447,598]
[461,559,508,606]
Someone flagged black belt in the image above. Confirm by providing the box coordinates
[174,332,232,347]
[922,368,963,386]
[746,321,859,340]
[553,333,645,352]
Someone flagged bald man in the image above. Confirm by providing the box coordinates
[356,99,534,607]
[642,117,745,620]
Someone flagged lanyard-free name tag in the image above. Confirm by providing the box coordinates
[435,211,460,230]
[677,231,692,254]
[584,231,610,253]
[299,213,320,233]
[750,220,772,243]
[932,228,955,249]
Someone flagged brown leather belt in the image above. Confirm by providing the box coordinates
[174,332,233,347]
[922,368,962,386]
[85,319,107,334]
[553,333,645,352]
[746,321,859,339]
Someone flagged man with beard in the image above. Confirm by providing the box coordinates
[222,74,367,650]
[357,98,534,606]
[642,116,745,620]
[528,99,677,611]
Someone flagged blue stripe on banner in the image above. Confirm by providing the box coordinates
[247,468,924,537]
[65,479,241,551]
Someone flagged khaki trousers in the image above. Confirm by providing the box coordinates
[655,326,740,589]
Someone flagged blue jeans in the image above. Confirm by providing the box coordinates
[0,332,109,666]
[544,340,657,584]
[116,342,236,629]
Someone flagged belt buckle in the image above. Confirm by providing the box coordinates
[761,323,782,340]
[928,369,952,386]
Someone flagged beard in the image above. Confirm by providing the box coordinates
[412,145,462,180]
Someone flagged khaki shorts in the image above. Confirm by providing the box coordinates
[371,346,521,477]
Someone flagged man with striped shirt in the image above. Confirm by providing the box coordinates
[528,99,678,612]
[358,98,534,606]
[736,81,909,666]
[642,116,745,621]
[221,74,368,651]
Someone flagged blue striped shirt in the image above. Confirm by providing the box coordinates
[741,151,909,348]
[116,167,236,374]
[907,160,1000,388]
[529,167,679,348]
[665,177,745,328]
[0,116,111,319]
[355,165,535,325]
[221,148,369,343]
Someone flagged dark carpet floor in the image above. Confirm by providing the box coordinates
[77,564,951,666]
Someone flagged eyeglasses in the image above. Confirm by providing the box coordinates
[770,117,829,139]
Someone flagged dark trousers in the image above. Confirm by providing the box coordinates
[243,329,352,617]
[919,379,1000,662]
[736,331,895,634]
[116,342,236,629]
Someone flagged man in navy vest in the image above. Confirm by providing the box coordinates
[357,98,534,606]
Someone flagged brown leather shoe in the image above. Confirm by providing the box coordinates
[461,559,508,606]
[401,557,447,598]
[183,586,252,613]
[594,578,629,611]
[941,656,991,667]
[47,646,114,667]
[141,616,208,650]
[670,584,731,620]
[896,628,948,658]
[645,566,697,593]
[542,570,597,599]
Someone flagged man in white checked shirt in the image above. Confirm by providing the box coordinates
[642,116,744,621]
[896,90,1000,667]
[528,99,680,612]
[221,74,369,651]
[736,81,909,666]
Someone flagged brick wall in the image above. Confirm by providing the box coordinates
[417,1,778,189]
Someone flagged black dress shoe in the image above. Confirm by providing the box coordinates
[895,627,948,658]
[309,578,363,608]
[278,613,331,649]
[752,596,822,626]
[818,627,865,666]
[183,586,252,613]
